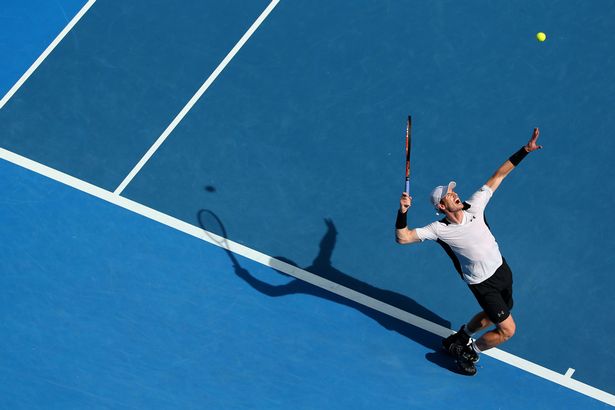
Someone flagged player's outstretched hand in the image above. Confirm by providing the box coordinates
[324,218,338,235]
[400,192,412,213]
[525,128,543,152]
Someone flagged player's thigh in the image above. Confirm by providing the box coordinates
[469,284,511,324]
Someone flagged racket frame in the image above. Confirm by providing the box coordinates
[404,115,412,194]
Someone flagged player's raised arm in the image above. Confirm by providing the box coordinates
[485,128,543,193]
[395,192,421,244]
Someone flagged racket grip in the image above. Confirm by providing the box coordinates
[405,180,410,194]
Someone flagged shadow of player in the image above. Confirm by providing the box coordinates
[197,210,453,356]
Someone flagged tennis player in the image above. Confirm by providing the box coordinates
[394,128,542,374]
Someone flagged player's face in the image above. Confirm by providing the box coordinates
[440,190,463,212]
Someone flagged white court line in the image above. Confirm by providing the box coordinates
[113,0,281,195]
[0,0,97,111]
[0,146,614,407]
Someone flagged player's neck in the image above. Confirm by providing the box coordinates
[445,209,464,225]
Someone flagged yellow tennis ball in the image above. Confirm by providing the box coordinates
[536,32,547,42]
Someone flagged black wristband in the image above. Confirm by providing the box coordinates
[509,146,529,166]
[395,210,408,229]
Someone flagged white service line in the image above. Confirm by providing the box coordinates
[113,0,281,195]
[0,0,97,110]
[0,146,614,407]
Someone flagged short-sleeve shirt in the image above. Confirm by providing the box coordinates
[415,185,503,285]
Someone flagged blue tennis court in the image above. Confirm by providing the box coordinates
[1,1,614,408]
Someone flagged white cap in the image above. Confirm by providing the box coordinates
[430,181,456,210]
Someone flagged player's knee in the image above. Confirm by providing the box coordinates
[498,317,516,341]
[503,325,516,340]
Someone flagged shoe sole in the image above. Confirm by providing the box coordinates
[455,358,477,376]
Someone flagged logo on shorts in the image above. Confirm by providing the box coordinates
[497,310,505,318]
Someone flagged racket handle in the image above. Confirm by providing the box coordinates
[405,179,410,194]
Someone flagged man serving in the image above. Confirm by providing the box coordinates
[395,128,542,375]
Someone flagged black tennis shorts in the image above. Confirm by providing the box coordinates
[468,258,514,324]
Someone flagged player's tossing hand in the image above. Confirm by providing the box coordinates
[400,192,412,213]
[525,128,543,152]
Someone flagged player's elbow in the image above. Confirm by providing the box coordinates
[396,236,409,245]
[395,229,418,245]
[395,231,411,244]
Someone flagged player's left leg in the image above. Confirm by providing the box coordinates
[475,314,516,351]
[467,259,515,353]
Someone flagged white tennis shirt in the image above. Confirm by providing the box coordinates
[415,185,503,285]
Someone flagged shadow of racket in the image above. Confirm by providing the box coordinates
[197,209,241,269]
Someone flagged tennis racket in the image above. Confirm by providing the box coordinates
[404,115,412,194]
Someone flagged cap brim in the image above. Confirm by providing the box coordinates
[447,181,456,193]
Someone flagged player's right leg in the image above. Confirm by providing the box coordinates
[475,314,516,351]
[466,311,493,334]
